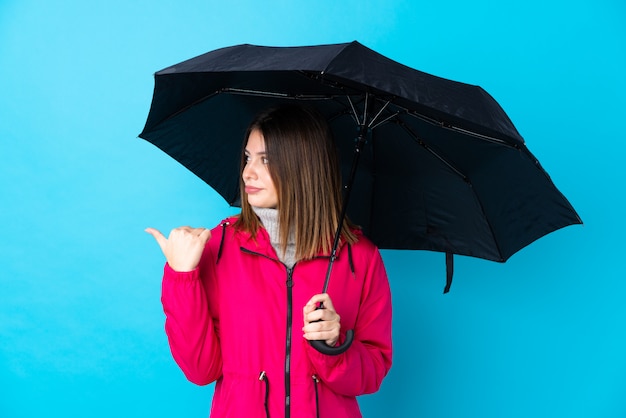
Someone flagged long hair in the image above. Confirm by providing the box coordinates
[234,105,357,260]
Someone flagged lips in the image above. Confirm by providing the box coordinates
[244,186,262,194]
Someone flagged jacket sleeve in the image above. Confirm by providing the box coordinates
[304,247,392,396]
[160,243,222,386]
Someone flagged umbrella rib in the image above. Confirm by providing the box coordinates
[367,100,392,129]
[223,87,335,100]
[405,110,519,148]
[447,125,517,146]
[155,91,221,126]
[397,119,505,260]
[346,95,362,125]
[363,92,369,126]
[397,120,468,181]
[345,95,400,129]
[370,110,399,130]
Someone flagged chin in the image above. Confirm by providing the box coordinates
[247,198,277,209]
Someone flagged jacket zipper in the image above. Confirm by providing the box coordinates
[285,266,294,418]
[240,247,295,418]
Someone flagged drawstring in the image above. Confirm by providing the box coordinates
[216,221,229,263]
[312,375,320,418]
[347,244,355,277]
[258,371,320,417]
[259,371,270,418]
[444,252,453,293]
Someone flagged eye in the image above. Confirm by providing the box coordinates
[262,157,269,164]
[244,154,251,163]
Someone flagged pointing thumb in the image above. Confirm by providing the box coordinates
[145,227,167,253]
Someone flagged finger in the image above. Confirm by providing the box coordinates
[303,327,340,345]
[302,320,329,335]
[199,228,211,242]
[303,302,317,316]
[303,330,325,341]
[303,330,331,341]
[303,309,321,324]
[306,293,336,312]
[303,302,329,319]
[176,226,193,233]
[307,308,340,324]
[303,318,333,332]
[191,227,210,238]
[319,294,335,311]
[145,227,167,252]
[304,309,340,328]
[305,293,329,308]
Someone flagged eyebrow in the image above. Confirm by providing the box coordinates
[244,149,267,155]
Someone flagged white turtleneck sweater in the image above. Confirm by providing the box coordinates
[252,206,297,268]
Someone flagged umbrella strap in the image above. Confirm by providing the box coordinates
[444,252,454,293]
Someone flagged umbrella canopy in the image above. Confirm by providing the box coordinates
[140,40,581,281]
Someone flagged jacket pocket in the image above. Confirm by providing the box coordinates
[211,371,269,418]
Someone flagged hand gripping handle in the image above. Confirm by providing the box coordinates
[309,329,354,355]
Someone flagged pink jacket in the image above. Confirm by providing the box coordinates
[161,217,392,418]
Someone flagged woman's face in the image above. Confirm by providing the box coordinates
[242,129,278,208]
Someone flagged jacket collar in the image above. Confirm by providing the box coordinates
[222,215,363,262]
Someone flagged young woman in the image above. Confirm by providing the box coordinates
[146,105,392,418]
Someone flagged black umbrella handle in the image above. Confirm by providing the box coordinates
[308,304,354,355]
[309,330,354,355]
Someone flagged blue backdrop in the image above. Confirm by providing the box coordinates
[1,1,624,417]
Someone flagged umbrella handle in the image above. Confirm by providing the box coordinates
[309,329,354,355]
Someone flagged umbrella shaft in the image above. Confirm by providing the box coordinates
[321,125,369,294]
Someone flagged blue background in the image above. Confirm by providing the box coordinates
[1,1,624,417]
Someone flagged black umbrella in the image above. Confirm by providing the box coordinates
[139,41,581,353]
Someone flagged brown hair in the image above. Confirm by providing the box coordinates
[234,105,357,260]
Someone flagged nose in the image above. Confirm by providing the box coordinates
[242,159,256,181]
